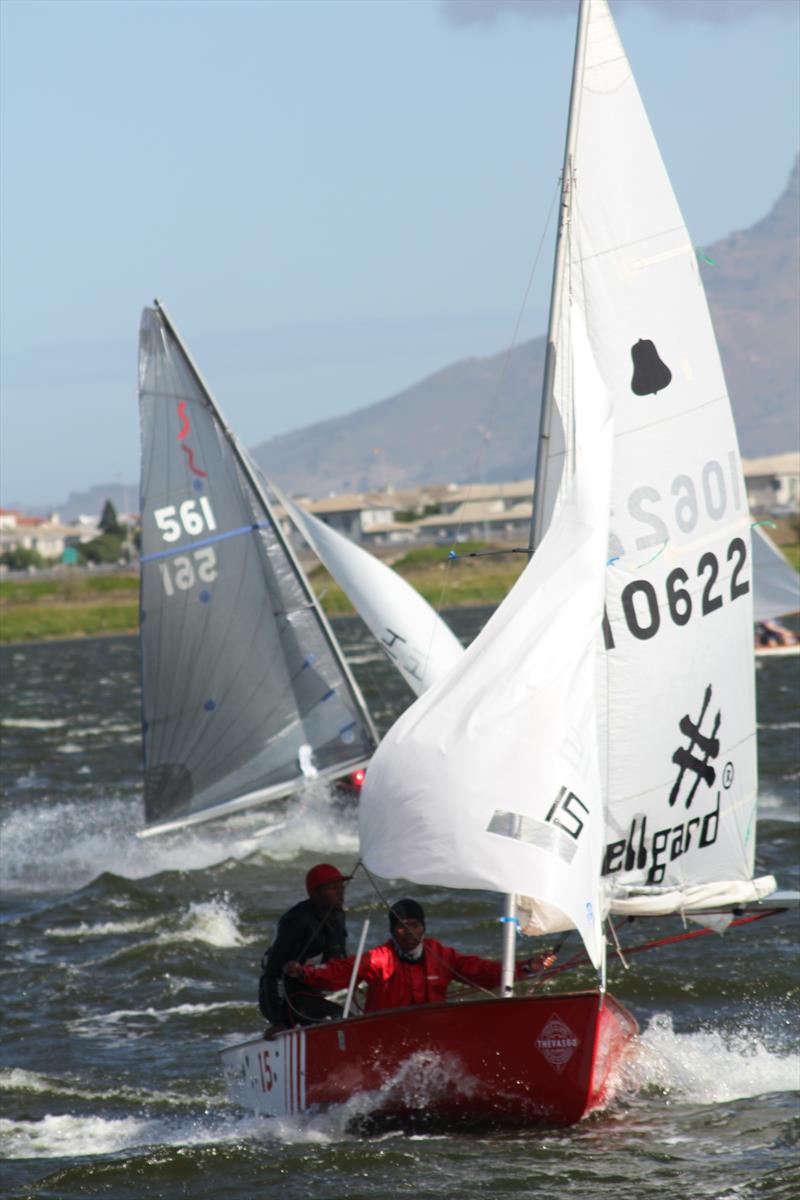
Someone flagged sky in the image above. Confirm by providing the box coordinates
[1,0,798,511]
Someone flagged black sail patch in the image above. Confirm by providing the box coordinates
[630,338,672,395]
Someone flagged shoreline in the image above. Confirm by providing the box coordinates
[2,526,797,645]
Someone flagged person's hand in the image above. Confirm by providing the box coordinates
[283,960,304,979]
[519,951,556,976]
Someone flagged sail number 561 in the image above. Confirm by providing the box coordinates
[154,497,217,542]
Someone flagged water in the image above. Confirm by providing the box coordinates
[1,613,798,1200]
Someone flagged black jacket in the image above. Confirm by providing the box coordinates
[258,899,348,1024]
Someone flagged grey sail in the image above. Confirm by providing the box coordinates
[138,303,378,835]
[751,524,800,622]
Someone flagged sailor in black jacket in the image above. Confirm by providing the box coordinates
[258,863,352,1028]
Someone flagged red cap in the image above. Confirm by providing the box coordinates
[305,863,352,895]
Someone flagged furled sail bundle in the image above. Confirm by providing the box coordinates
[138,304,377,835]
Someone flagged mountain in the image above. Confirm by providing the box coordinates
[249,156,800,496]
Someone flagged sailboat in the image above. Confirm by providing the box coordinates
[221,0,795,1125]
[136,302,462,837]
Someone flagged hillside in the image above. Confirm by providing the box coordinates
[249,156,800,497]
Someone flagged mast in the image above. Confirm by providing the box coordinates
[529,0,589,554]
[151,299,380,752]
[500,0,591,998]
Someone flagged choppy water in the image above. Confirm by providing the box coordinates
[1,612,798,1200]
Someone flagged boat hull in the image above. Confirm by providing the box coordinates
[754,643,800,659]
[221,990,637,1127]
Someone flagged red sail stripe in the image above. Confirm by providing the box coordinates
[181,444,208,477]
[177,400,190,440]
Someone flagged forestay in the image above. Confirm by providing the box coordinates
[280,493,465,696]
[361,310,613,968]
[138,305,377,835]
[538,0,769,915]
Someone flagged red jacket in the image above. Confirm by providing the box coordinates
[298,938,527,1013]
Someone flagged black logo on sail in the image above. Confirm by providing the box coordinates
[669,684,720,809]
[630,338,672,395]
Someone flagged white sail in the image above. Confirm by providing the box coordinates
[280,495,465,696]
[752,524,800,622]
[541,0,762,911]
[360,309,612,968]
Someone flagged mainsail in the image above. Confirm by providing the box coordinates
[361,0,776,967]
[532,0,770,916]
[138,303,377,835]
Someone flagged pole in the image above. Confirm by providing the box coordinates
[343,919,370,1019]
[500,0,590,997]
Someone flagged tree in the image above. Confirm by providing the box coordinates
[78,533,125,565]
[99,499,123,537]
[0,546,45,571]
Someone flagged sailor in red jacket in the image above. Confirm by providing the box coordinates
[284,898,554,1015]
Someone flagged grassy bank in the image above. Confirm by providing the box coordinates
[1,519,797,644]
[0,573,140,643]
[0,547,524,643]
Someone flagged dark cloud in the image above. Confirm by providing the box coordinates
[440,0,797,28]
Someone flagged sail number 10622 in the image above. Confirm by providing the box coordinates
[604,536,749,648]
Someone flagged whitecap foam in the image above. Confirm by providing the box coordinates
[69,999,243,1037]
[1,717,67,730]
[0,1067,218,1109]
[758,789,800,823]
[1,783,358,894]
[0,1110,278,1160]
[157,896,250,948]
[45,917,161,939]
[618,1012,800,1105]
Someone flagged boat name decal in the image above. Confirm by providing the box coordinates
[535,1014,580,1073]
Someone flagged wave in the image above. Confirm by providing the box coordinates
[1,717,68,730]
[618,1012,799,1105]
[0,785,358,895]
[0,1068,220,1109]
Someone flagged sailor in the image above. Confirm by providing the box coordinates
[258,863,352,1030]
[283,898,555,1014]
[756,619,799,647]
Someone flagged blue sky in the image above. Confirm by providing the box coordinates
[1,0,798,510]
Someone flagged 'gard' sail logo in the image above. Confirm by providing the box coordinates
[602,683,725,884]
[535,1014,580,1073]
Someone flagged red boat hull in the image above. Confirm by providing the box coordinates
[222,990,638,1127]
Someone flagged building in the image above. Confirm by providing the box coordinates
[743,453,800,513]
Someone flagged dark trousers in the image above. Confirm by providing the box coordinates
[288,988,344,1027]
